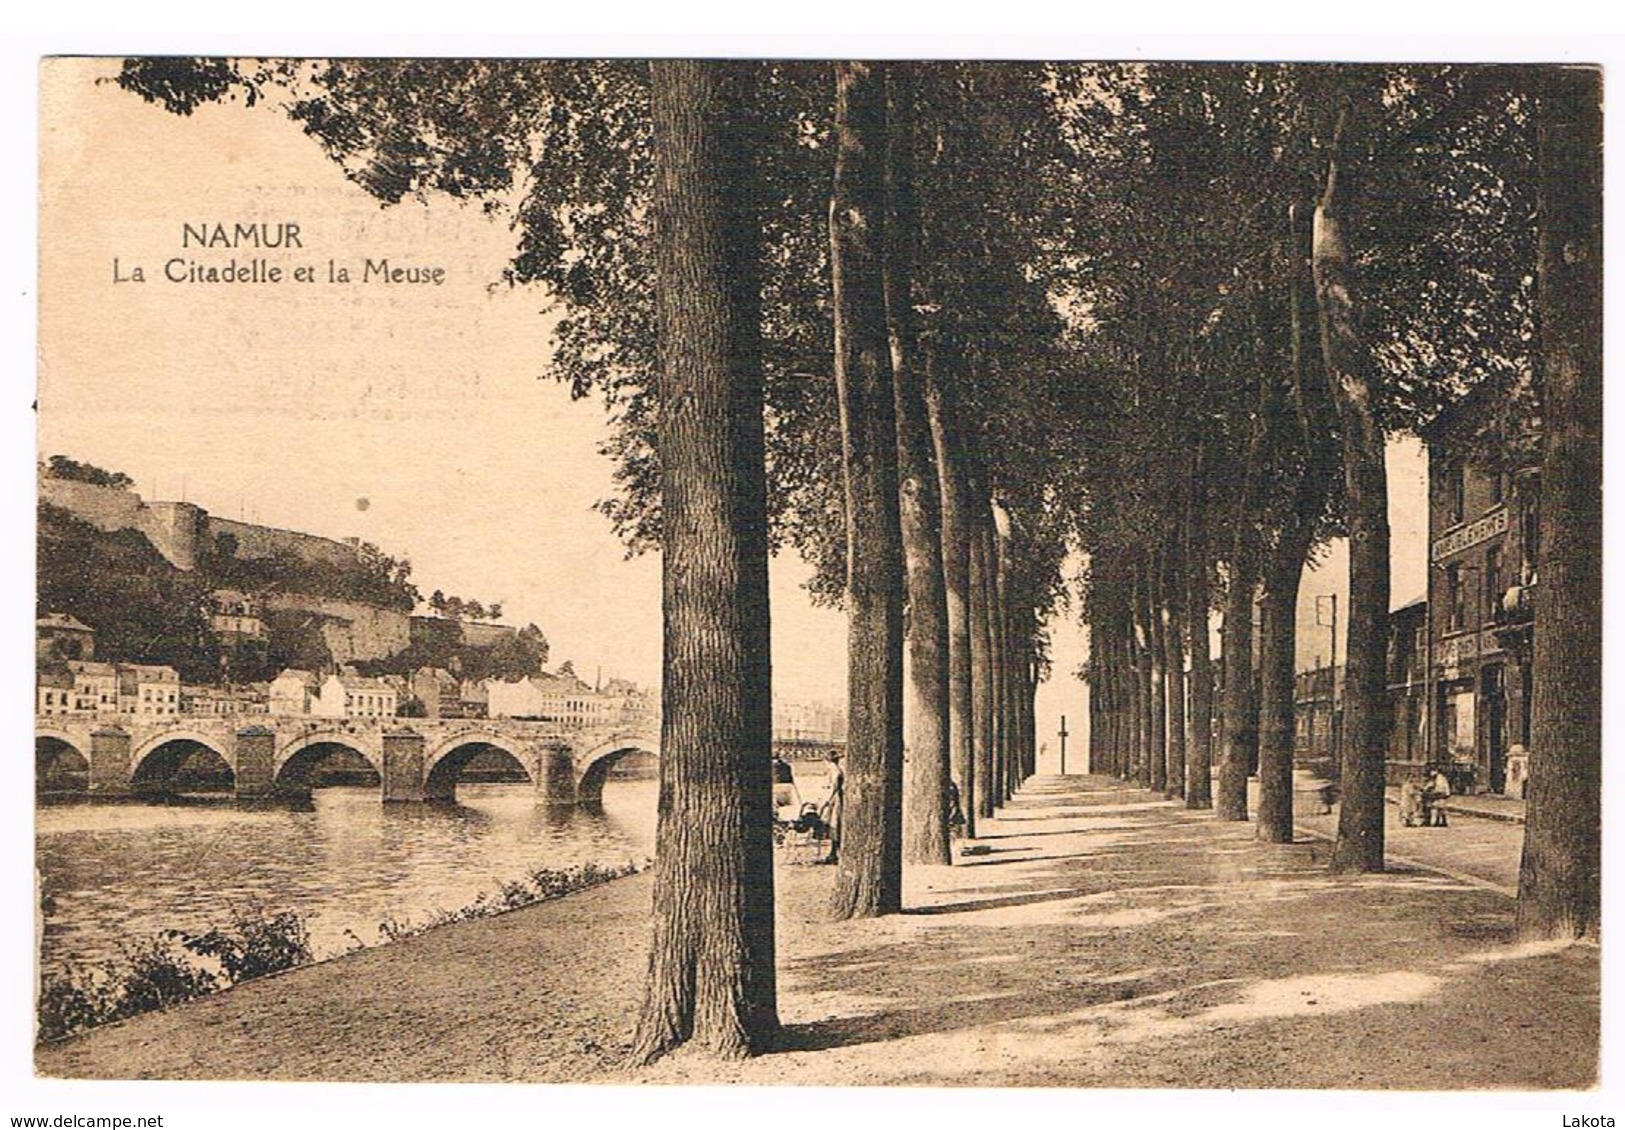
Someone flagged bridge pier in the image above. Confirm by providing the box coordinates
[233,725,277,800]
[88,725,132,796]
[541,744,577,805]
[382,727,429,803]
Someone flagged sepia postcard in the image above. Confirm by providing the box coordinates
[22,48,1610,1119]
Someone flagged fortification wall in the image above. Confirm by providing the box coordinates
[146,502,207,570]
[42,478,360,575]
[261,592,412,662]
[40,479,204,568]
[207,517,360,570]
[40,478,145,530]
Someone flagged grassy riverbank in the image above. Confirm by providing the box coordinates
[37,776,1598,1089]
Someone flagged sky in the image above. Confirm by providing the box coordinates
[36,58,1426,773]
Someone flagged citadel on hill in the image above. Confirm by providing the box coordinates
[35,457,649,727]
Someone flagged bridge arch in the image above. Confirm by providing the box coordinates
[130,729,235,795]
[423,730,536,801]
[36,731,89,795]
[274,729,382,793]
[574,731,659,808]
[35,725,86,758]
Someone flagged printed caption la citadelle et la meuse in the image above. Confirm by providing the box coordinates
[112,222,446,287]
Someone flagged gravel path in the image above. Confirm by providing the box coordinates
[37,775,1598,1089]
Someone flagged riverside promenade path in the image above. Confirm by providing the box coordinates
[37,775,1597,1089]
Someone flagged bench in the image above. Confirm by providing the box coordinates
[1294,781,1335,814]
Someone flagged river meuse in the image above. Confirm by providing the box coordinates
[35,780,659,978]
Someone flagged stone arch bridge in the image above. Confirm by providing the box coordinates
[35,715,659,806]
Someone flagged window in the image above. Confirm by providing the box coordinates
[1489,467,1504,506]
[1446,462,1466,526]
[1447,564,1465,632]
[1484,546,1503,620]
[1522,503,1541,579]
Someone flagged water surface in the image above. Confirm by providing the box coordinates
[36,780,658,975]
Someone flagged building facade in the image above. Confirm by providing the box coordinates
[409,667,467,718]
[487,670,618,728]
[313,670,399,719]
[119,664,182,717]
[1293,598,1426,780]
[67,660,120,714]
[36,613,95,662]
[1291,383,1538,798]
[268,669,320,715]
[181,683,270,716]
[1424,385,1539,796]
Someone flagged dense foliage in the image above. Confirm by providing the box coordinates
[43,455,135,489]
[38,502,221,682]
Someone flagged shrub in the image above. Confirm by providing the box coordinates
[37,910,308,1043]
[182,908,311,983]
[116,935,220,1016]
[376,860,646,942]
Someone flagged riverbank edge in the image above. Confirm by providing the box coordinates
[35,860,650,1051]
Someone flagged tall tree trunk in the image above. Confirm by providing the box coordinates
[1517,65,1602,942]
[992,504,1015,801]
[1314,101,1392,875]
[1146,555,1169,794]
[1162,546,1187,800]
[1087,605,1104,776]
[1111,617,1124,777]
[1097,609,1122,778]
[1133,566,1156,790]
[1255,546,1305,842]
[884,64,952,868]
[1185,504,1215,809]
[1216,551,1256,821]
[633,59,778,1064]
[1125,618,1142,782]
[1131,598,1144,783]
[988,534,1007,805]
[1258,204,1338,845]
[829,61,905,918]
[924,355,975,839]
[968,489,997,820]
[1020,650,1033,783]
[1112,632,1126,779]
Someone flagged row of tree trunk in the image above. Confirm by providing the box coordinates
[633,58,1599,1069]
[1089,69,1601,918]
[830,61,1045,916]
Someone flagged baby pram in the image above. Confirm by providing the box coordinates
[773,758,832,863]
